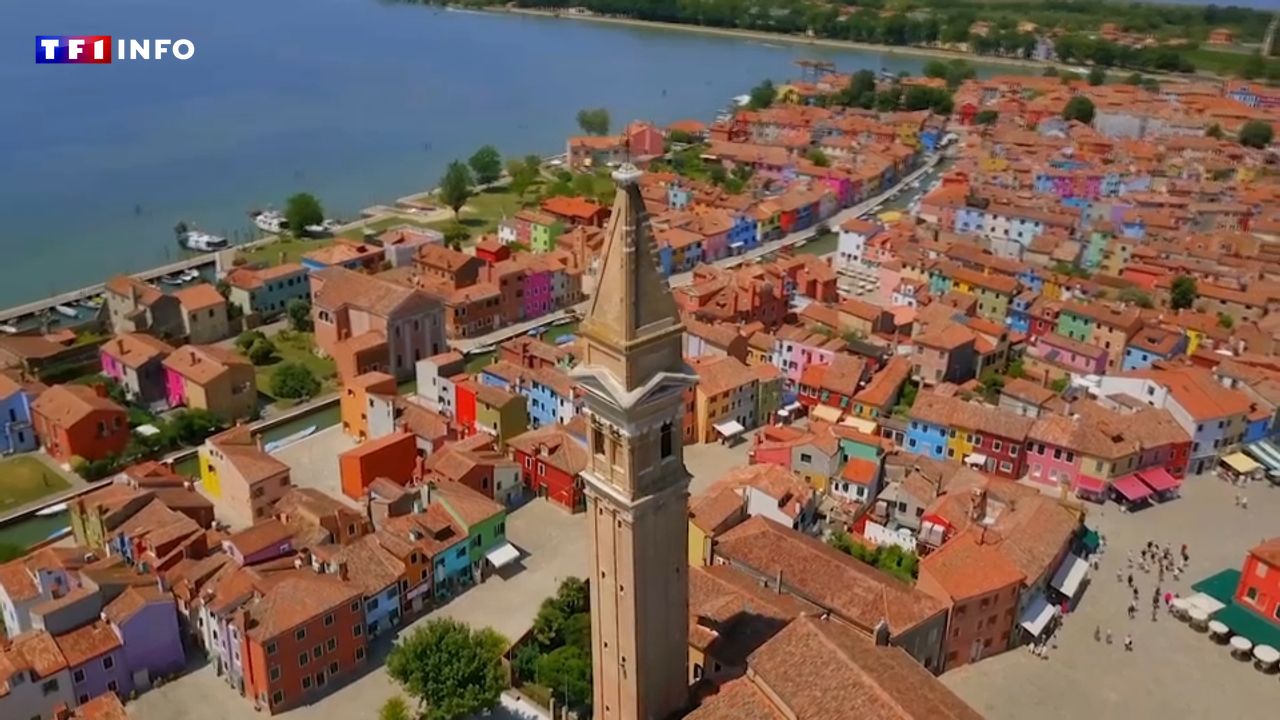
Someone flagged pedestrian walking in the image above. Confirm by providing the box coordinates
[1106,629,1113,645]
[1124,635,1133,651]
[1094,625,1102,642]
[1116,569,1124,583]
[1242,496,1248,510]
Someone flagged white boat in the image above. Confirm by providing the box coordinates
[302,219,340,237]
[0,324,17,335]
[252,210,288,234]
[263,425,316,454]
[181,230,229,252]
[159,274,185,286]
[54,305,78,318]
[180,269,200,282]
[35,502,68,517]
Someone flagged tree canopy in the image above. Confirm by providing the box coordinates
[270,362,320,399]
[974,109,999,126]
[468,145,503,185]
[1239,120,1274,149]
[748,79,777,110]
[284,193,323,236]
[387,618,507,720]
[1170,275,1198,310]
[1087,66,1106,86]
[286,299,312,332]
[442,222,470,250]
[1062,95,1096,124]
[439,161,474,220]
[575,107,611,135]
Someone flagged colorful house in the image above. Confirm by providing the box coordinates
[1229,537,1280,640]
[508,424,588,511]
[1121,327,1186,372]
[338,431,417,501]
[200,424,291,526]
[161,344,257,421]
[906,393,1032,478]
[31,384,129,464]
[473,384,528,449]
[54,619,134,706]
[99,332,175,408]
[223,263,310,319]
[173,283,231,345]
[0,373,39,454]
[340,371,399,442]
[431,481,514,583]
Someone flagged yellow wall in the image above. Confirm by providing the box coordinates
[199,448,221,497]
[688,647,707,685]
[688,521,710,567]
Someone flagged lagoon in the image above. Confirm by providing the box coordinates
[1,0,996,307]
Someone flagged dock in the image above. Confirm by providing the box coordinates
[0,254,220,325]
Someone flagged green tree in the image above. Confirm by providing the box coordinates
[922,59,949,79]
[1206,123,1224,140]
[806,148,830,167]
[1118,286,1154,308]
[386,618,507,720]
[1063,95,1096,124]
[467,145,503,185]
[1218,312,1235,329]
[1125,72,1144,85]
[1239,120,1274,149]
[1170,275,1198,310]
[380,696,412,720]
[284,193,324,236]
[747,79,777,109]
[975,109,999,125]
[286,298,313,332]
[235,330,266,353]
[575,107,611,135]
[1087,66,1106,86]
[508,155,541,196]
[1007,359,1026,379]
[1049,377,1070,393]
[979,368,1005,401]
[535,646,592,709]
[441,223,470,251]
[168,409,225,446]
[875,86,903,112]
[439,161,474,220]
[247,338,278,366]
[270,362,319,399]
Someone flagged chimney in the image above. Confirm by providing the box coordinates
[969,487,987,523]
[337,560,349,581]
[873,618,891,646]
[774,567,783,593]
[91,382,109,399]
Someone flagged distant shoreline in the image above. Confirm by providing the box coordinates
[489,7,1058,72]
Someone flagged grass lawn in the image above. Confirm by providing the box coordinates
[794,231,837,257]
[0,457,71,513]
[428,184,544,241]
[252,331,337,401]
[466,351,495,373]
[541,321,579,345]
[236,236,331,267]
[338,215,443,242]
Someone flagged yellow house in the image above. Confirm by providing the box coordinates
[896,122,921,149]
[686,485,747,567]
[200,424,291,526]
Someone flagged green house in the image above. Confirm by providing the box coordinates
[433,480,514,582]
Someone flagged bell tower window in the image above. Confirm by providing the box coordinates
[660,422,673,459]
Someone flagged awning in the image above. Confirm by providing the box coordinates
[484,542,520,569]
[783,401,803,413]
[1214,602,1280,649]
[963,453,989,467]
[811,405,843,423]
[1184,592,1226,616]
[1137,467,1180,493]
[1019,594,1058,637]
[1221,452,1261,475]
[1074,475,1106,494]
[1191,568,1242,605]
[713,420,746,438]
[1050,554,1089,597]
[1111,474,1153,503]
[1079,528,1101,554]
[1244,439,1280,472]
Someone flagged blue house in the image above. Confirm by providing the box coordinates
[0,377,37,454]
[656,244,674,277]
[1017,267,1045,295]
[1120,216,1146,240]
[431,534,471,599]
[524,367,576,428]
[920,128,941,152]
[1243,412,1271,445]
[1007,292,1035,334]
[954,206,985,235]
[727,213,759,254]
[1121,328,1186,372]
[667,182,692,210]
[903,417,948,461]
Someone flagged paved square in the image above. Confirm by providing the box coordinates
[943,474,1280,719]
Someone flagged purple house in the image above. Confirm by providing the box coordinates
[221,518,294,566]
[98,333,174,408]
[163,366,187,408]
[54,619,134,705]
[104,585,186,687]
[1028,332,1109,375]
[522,265,554,321]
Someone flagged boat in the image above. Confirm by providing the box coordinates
[180,230,230,252]
[251,209,288,234]
[180,269,200,282]
[35,502,68,517]
[0,324,16,335]
[263,425,316,454]
[159,274,185,286]
[53,305,78,318]
[301,219,340,237]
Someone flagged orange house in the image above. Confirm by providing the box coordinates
[340,371,398,441]
[31,384,130,463]
[1234,537,1280,626]
[338,431,417,500]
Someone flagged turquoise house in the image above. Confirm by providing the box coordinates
[433,481,513,583]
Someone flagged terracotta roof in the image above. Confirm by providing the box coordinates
[1001,377,1055,406]
[0,630,67,691]
[70,693,130,720]
[101,332,175,369]
[433,480,503,529]
[53,619,121,667]
[686,676,786,720]
[225,519,293,559]
[162,344,249,385]
[1248,537,1280,567]
[104,275,163,306]
[243,569,361,642]
[541,195,605,221]
[688,563,817,665]
[32,384,123,427]
[740,616,983,720]
[707,465,813,522]
[206,424,289,484]
[689,487,747,535]
[224,262,308,290]
[172,283,226,311]
[714,516,946,636]
[313,266,438,318]
[102,585,168,626]
[910,393,1033,440]
[919,530,1025,601]
[1127,366,1253,420]
[690,355,756,396]
[507,425,589,476]
[915,323,975,351]
[315,534,404,596]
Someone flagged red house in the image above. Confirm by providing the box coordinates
[31,384,129,463]
[507,424,589,511]
[1234,537,1280,627]
[473,237,511,265]
[624,121,665,159]
[454,379,478,435]
[540,196,608,228]
[1028,298,1062,339]
[338,431,417,500]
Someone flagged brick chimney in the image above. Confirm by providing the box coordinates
[969,486,987,523]
[91,382,109,399]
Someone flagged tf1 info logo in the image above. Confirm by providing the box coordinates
[35,36,195,64]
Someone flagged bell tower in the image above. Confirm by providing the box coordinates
[572,163,696,720]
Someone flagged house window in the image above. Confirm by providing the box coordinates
[302,676,313,691]
[270,666,281,682]
[327,638,337,652]
[324,614,334,627]
[1246,587,1259,603]
[356,647,366,661]
[350,600,360,613]
[312,645,322,660]
[295,628,306,642]
[329,661,339,676]
[800,453,813,463]
[73,669,85,683]
[1256,564,1268,578]
[299,653,309,667]
[354,625,363,637]
[992,440,1003,452]
[102,656,114,670]
[660,422,674,458]
[42,679,58,694]
[272,690,284,706]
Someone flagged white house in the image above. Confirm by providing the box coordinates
[0,631,75,720]
[0,551,85,636]
[836,217,880,270]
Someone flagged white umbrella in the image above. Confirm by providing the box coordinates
[1253,645,1279,664]
[1229,635,1253,653]
[1207,620,1229,635]
[1188,608,1209,623]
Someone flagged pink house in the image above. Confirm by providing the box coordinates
[521,262,554,320]
[164,365,187,408]
[1027,332,1108,375]
[625,121,665,158]
[1025,414,1086,489]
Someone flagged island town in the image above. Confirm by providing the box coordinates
[1,61,1279,720]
